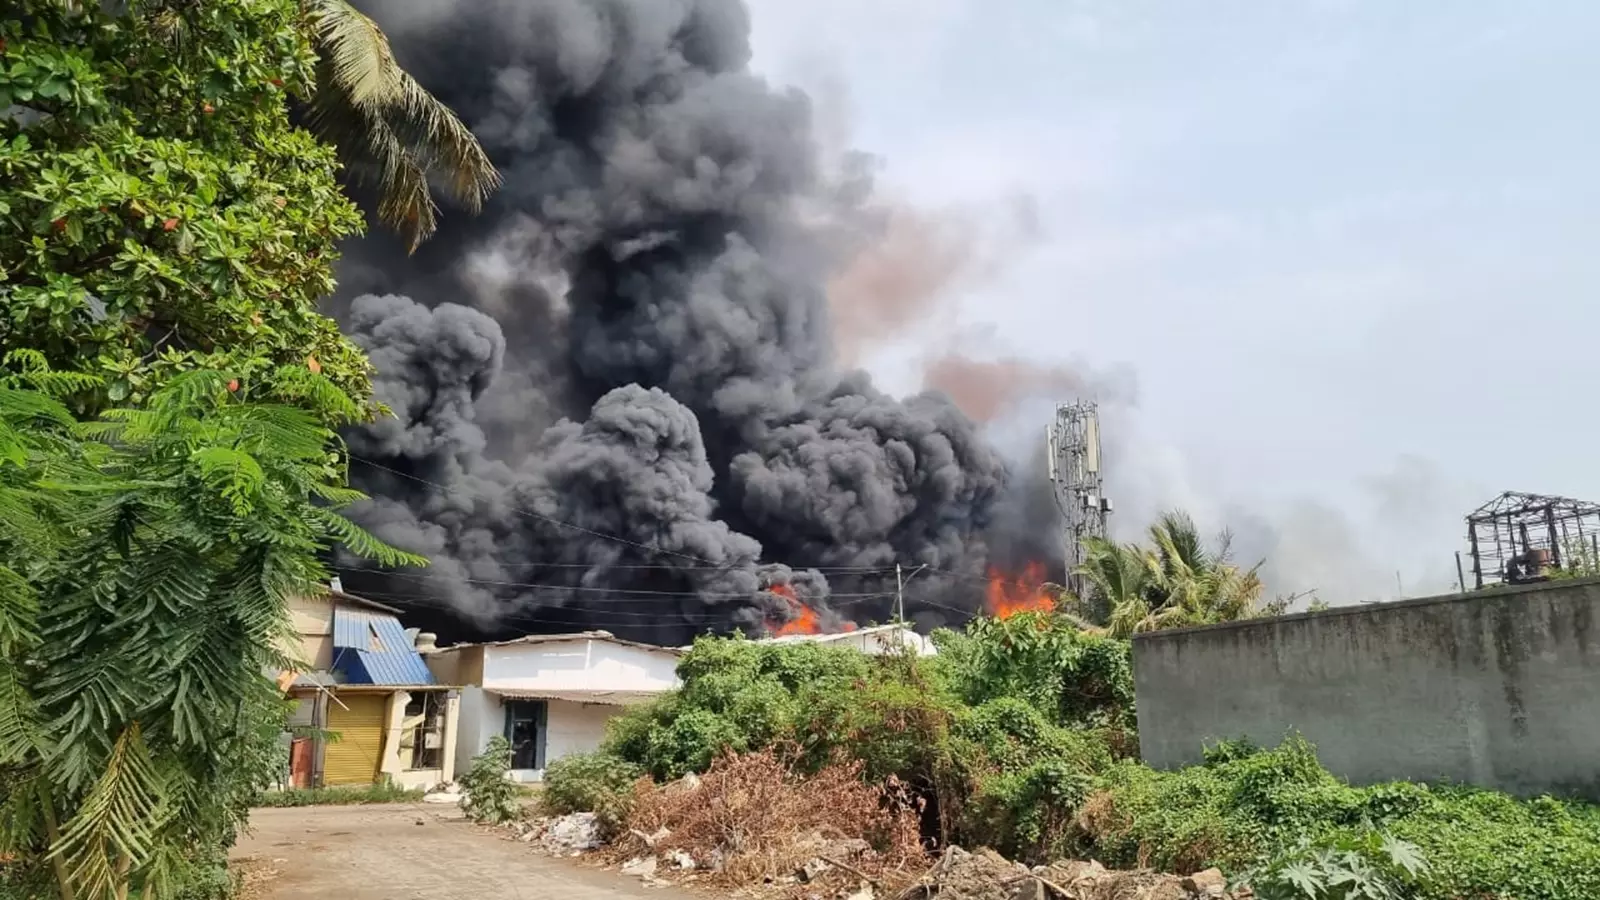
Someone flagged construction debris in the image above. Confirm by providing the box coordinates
[512,812,603,855]
[895,848,1245,900]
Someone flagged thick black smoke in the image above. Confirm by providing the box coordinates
[334,0,1023,643]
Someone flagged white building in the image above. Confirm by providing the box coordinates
[424,631,681,782]
[757,623,938,657]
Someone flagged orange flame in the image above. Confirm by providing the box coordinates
[763,583,855,636]
[985,562,1055,618]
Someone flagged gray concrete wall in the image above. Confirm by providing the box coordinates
[1131,577,1600,800]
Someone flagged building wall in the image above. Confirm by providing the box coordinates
[454,686,499,775]
[1132,578,1600,800]
[482,639,679,692]
[543,700,616,766]
[783,626,936,656]
[285,594,335,671]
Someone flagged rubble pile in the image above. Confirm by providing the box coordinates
[894,847,1243,900]
[509,812,603,855]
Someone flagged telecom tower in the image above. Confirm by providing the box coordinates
[1046,402,1111,600]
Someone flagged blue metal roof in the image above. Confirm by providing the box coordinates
[330,608,436,686]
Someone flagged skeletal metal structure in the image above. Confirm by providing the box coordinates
[1047,402,1112,600]
[1465,491,1600,588]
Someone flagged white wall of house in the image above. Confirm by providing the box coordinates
[764,624,937,657]
[482,639,679,693]
[543,700,616,768]
[454,686,500,775]
[438,636,680,782]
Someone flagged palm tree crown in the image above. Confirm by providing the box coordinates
[1068,510,1271,638]
[302,0,501,252]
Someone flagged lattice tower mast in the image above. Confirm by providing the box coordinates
[1047,402,1111,600]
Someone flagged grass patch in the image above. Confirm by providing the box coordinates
[255,782,425,808]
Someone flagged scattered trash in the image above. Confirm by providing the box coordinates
[422,783,463,805]
[623,856,659,878]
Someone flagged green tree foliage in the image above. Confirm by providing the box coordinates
[1,1,372,410]
[0,359,423,900]
[458,737,522,826]
[1067,510,1281,636]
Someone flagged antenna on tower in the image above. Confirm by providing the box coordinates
[1047,401,1111,602]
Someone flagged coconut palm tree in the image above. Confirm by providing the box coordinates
[301,0,501,252]
[1068,510,1271,637]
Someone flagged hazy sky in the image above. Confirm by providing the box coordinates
[742,0,1600,603]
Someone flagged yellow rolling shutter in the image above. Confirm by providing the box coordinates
[324,694,387,786]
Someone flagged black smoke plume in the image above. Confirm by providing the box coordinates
[333,0,1034,643]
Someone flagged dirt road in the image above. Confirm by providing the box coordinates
[232,804,695,900]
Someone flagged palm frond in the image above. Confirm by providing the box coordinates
[393,69,501,211]
[304,0,406,111]
[301,0,499,251]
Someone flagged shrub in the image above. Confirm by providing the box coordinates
[932,613,1136,731]
[542,752,645,837]
[460,737,523,825]
[255,782,425,808]
[1081,737,1600,900]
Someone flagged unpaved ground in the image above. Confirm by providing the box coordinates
[232,804,697,900]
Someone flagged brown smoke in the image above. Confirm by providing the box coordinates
[827,205,973,363]
[922,354,1096,424]
[826,192,1042,365]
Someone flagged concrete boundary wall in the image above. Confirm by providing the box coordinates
[1131,578,1600,800]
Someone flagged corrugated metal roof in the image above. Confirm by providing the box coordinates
[331,608,436,686]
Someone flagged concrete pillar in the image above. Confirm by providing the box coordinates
[379,690,411,780]
[440,691,461,783]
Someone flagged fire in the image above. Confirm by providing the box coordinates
[986,562,1055,618]
[763,583,856,636]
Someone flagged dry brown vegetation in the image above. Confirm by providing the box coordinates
[615,748,926,892]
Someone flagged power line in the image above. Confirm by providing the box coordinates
[335,564,899,600]
[411,559,903,573]
[354,588,911,627]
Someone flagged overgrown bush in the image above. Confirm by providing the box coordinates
[1239,830,1429,900]
[601,621,1138,855]
[931,612,1137,732]
[542,752,644,837]
[460,737,523,825]
[597,627,1600,900]
[1080,737,1600,900]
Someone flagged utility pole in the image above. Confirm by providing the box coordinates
[895,564,904,623]
[894,563,927,625]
